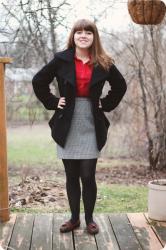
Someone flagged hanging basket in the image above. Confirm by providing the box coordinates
[128,0,166,25]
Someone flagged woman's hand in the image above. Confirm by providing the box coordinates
[57,97,66,109]
[58,97,101,109]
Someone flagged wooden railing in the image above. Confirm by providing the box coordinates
[0,57,13,222]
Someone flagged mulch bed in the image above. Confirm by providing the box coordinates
[8,159,166,209]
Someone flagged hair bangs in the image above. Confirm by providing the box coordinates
[73,19,95,33]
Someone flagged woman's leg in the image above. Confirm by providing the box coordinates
[79,158,98,225]
[62,159,81,223]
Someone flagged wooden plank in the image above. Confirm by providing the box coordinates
[0,62,9,222]
[53,213,74,250]
[74,213,97,250]
[127,213,163,250]
[2,212,166,250]
[109,213,142,250]
[0,57,13,63]
[144,213,166,247]
[31,214,53,250]
[9,214,34,250]
[0,213,16,249]
[95,214,120,250]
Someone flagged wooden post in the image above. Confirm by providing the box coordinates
[0,57,13,222]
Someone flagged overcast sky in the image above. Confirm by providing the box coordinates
[52,0,130,34]
[1,0,166,33]
[68,0,131,31]
[65,0,166,32]
[0,0,166,46]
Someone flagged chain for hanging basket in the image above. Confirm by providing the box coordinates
[128,0,166,25]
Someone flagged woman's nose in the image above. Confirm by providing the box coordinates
[81,31,87,36]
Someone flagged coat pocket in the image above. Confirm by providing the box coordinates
[48,112,56,129]
[48,110,64,129]
[96,109,110,129]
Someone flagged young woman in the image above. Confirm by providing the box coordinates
[32,19,127,235]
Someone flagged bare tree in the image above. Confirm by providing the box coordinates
[1,0,70,65]
[106,21,166,170]
[1,0,70,121]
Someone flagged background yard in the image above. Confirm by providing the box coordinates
[7,123,160,214]
[2,0,166,217]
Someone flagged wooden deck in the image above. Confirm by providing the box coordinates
[0,213,166,250]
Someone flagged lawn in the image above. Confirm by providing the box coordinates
[7,123,58,166]
[7,123,148,213]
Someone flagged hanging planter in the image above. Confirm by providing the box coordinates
[128,0,166,25]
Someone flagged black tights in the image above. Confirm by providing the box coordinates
[62,158,97,225]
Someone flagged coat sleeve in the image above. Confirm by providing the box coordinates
[100,64,127,112]
[32,56,60,110]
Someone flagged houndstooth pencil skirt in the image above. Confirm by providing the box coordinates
[56,97,101,159]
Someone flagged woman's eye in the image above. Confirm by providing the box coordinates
[75,31,92,35]
[86,31,92,35]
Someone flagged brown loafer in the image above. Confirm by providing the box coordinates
[60,219,80,233]
[86,221,99,234]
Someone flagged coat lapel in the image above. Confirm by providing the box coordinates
[55,48,76,87]
[62,61,76,88]
[55,48,107,89]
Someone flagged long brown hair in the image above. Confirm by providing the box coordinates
[67,19,114,71]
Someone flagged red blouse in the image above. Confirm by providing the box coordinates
[74,55,93,97]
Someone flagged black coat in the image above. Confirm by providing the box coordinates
[32,48,127,151]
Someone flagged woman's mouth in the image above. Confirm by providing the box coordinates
[79,40,88,42]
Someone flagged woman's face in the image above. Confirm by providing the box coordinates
[74,29,94,50]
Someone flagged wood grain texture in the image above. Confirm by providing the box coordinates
[9,214,34,250]
[95,214,120,250]
[1,213,166,249]
[144,212,166,247]
[109,213,142,250]
[53,213,74,250]
[0,62,9,222]
[0,58,13,63]
[74,214,97,250]
[0,213,16,248]
[127,212,163,250]
[31,214,53,250]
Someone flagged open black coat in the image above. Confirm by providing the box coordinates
[32,48,127,151]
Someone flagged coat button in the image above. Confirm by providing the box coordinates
[58,114,63,119]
